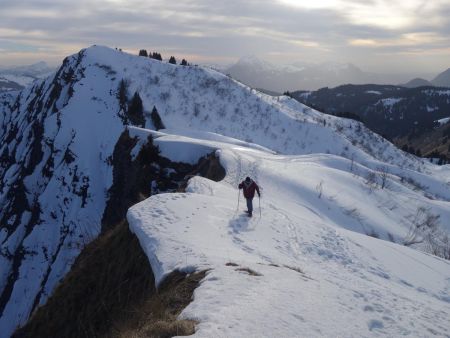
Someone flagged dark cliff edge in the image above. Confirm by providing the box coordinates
[13,130,225,338]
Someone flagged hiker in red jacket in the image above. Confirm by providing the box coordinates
[238,177,261,217]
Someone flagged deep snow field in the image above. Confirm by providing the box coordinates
[128,127,450,337]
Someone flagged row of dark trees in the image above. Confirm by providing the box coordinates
[427,150,449,165]
[138,49,188,66]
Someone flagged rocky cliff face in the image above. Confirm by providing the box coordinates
[0,49,126,336]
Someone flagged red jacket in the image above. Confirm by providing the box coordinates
[239,180,260,199]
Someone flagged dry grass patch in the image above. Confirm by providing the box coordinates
[14,221,206,338]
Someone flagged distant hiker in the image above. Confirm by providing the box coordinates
[150,180,159,195]
[238,177,260,217]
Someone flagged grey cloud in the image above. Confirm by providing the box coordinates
[0,0,449,73]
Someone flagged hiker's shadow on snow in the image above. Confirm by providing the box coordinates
[229,214,254,233]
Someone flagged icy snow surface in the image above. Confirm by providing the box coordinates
[128,131,450,337]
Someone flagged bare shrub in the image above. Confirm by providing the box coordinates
[343,207,365,225]
[365,171,378,191]
[425,231,450,260]
[404,206,440,246]
[378,166,389,189]
[405,177,428,191]
[349,154,355,172]
[316,180,324,199]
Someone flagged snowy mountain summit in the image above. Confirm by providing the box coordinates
[1,46,450,337]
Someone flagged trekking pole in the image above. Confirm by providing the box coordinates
[259,195,261,218]
[237,189,240,212]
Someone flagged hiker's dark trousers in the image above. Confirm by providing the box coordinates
[246,198,253,214]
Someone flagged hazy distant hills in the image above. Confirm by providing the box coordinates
[400,69,450,88]
[224,56,450,91]
[401,78,434,88]
[0,61,54,92]
[225,56,377,91]
[0,77,23,92]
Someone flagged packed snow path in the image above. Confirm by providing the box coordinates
[128,143,450,337]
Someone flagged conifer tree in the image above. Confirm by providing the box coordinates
[151,106,165,130]
[127,92,145,127]
[150,52,163,61]
[139,49,148,57]
[169,56,177,64]
[117,79,128,112]
[137,135,160,164]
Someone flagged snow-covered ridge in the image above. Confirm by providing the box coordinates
[1,45,450,337]
[128,128,450,337]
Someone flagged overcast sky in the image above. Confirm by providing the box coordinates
[0,0,449,75]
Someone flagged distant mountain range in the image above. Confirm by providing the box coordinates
[223,56,449,91]
[291,84,450,161]
[0,61,54,92]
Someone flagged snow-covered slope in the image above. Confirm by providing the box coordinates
[1,45,450,337]
[128,129,450,337]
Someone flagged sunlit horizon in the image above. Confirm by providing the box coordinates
[0,0,449,76]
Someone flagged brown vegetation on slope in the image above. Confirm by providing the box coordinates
[13,220,206,338]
